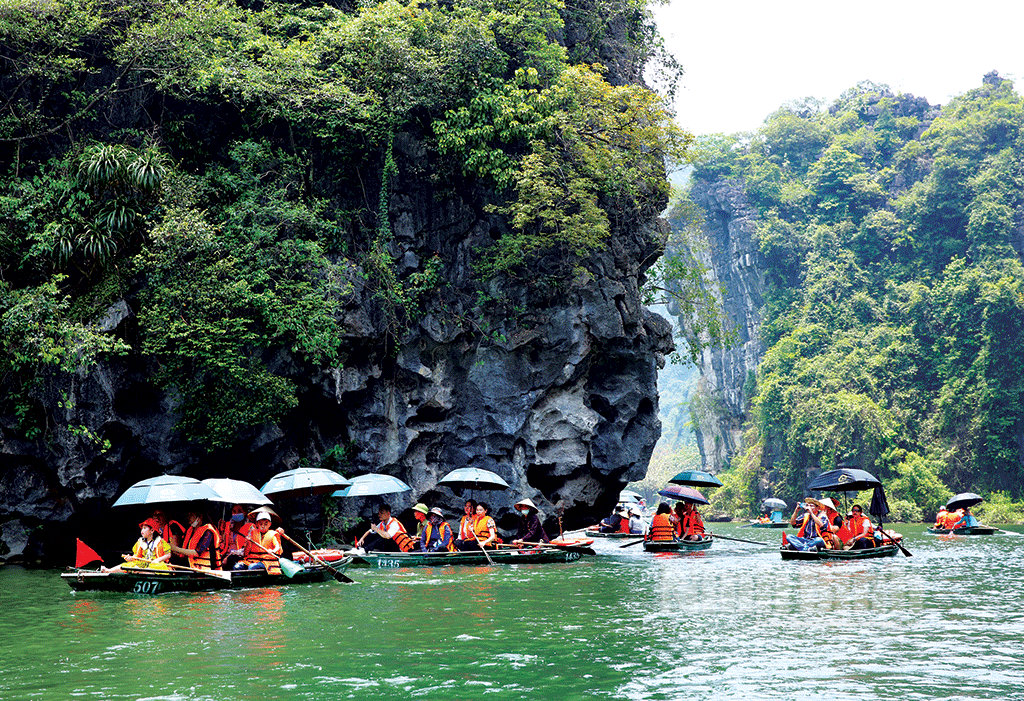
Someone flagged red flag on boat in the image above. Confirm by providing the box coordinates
[75,538,103,567]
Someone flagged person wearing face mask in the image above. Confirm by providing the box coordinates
[219,504,256,570]
[420,507,456,552]
[170,509,221,570]
[511,498,549,546]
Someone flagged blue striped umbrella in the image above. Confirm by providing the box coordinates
[111,475,219,507]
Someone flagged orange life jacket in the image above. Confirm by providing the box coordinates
[220,522,256,567]
[683,510,705,536]
[797,513,824,539]
[650,513,675,541]
[848,514,874,539]
[619,516,631,534]
[247,529,282,575]
[458,515,475,540]
[422,521,456,552]
[473,515,497,546]
[183,523,220,570]
[379,517,417,552]
[941,512,960,529]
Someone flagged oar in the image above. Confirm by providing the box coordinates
[127,555,231,581]
[707,532,773,547]
[278,532,354,584]
[243,535,305,578]
[516,541,596,556]
[619,538,647,548]
[876,526,913,557]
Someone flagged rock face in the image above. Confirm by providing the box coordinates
[0,195,673,561]
[673,180,766,474]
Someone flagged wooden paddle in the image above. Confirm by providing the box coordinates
[124,555,231,581]
[278,532,354,584]
[515,540,596,556]
[876,526,913,557]
[707,532,774,547]
[471,530,496,565]
[619,538,647,548]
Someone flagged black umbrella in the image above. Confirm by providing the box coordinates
[668,470,723,488]
[808,468,881,492]
[869,486,891,518]
[946,492,983,511]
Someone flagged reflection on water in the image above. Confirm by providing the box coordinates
[2,524,1024,700]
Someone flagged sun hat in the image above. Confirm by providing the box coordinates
[255,511,272,522]
[428,507,445,518]
[138,518,161,531]
[412,503,429,515]
[514,498,539,513]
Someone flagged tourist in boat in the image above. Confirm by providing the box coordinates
[672,502,685,537]
[472,502,499,549]
[813,497,845,549]
[649,503,676,541]
[453,499,479,551]
[939,507,961,529]
[354,503,416,554]
[628,506,647,535]
[101,518,171,573]
[844,504,876,550]
[953,507,980,529]
[679,502,706,541]
[242,511,282,574]
[594,506,628,534]
[170,509,220,570]
[785,501,829,551]
[219,504,256,570]
[149,509,185,564]
[411,503,429,538]
[420,507,456,552]
[511,498,550,545]
[934,505,949,528]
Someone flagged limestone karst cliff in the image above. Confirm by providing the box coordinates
[0,1,681,561]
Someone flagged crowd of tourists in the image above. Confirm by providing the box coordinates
[782,498,879,552]
[105,495,559,571]
[348,498,550,555]
[102,504,286,573]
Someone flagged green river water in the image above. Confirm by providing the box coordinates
[2,523,1023,701]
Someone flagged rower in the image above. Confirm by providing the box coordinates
[244,511,282,574]
[511,498,550,545]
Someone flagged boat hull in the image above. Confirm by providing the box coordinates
[779,543,899,561]
[749,522,789,528]
[584,529,642,539]
[350,546,588,568]
[61,563,343,594]
[927,526,998,535]
[642,536,713,552]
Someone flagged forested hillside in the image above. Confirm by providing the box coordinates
[681,74,1024,520]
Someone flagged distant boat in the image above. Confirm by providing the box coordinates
[643,535,714,552]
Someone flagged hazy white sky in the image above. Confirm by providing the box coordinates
[652,0,1024,135]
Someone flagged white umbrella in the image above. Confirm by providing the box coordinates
[201,478,273,505]
[112,475,219,507]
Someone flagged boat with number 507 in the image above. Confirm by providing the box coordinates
[61,561,348,594]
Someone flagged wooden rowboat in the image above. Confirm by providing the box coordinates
[748,521,789,528]
[61,561,347,594]
[642,535,713,552]
[584,529,642,538]
[349,545,590,569]
[779,543,899,561]
[927,525,999,535]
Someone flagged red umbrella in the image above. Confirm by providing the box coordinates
[657,485,708,505]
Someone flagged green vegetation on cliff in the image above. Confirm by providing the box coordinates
[0,0,692,449]
[687,75,1024,518]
